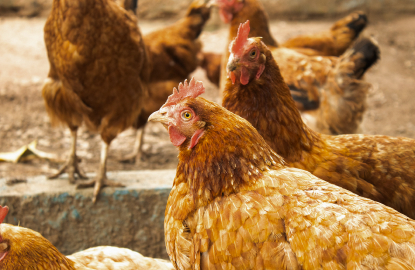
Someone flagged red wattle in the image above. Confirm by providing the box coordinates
[240,66,250,85]
[0,251,7,262]
[189,129,205,149]
[0,206,8,224]
[256,64,265,80]
[168,125,187,147]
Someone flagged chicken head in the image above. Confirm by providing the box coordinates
[227,20,266,85]
[148,78,207,149]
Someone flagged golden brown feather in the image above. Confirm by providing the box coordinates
[149,80,415,269]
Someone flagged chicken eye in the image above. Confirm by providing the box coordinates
[182,111,192,120]
[249,49,257,58]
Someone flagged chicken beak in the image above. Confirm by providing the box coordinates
[148,110,170,127]
[227,56,240,84]
[227,53,241,72]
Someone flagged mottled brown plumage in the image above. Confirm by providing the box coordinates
[42,0,148,201]
[0,206,174,270]
[222,31,415,219]
[149,79,415,270]
[216,0,379,135]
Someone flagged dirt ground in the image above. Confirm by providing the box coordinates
[0,15,414,180]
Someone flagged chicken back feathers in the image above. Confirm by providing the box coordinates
[43,0,147,143]
[222,24,415,219]
[150,80,415,270]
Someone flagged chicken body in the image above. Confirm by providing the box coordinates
[148,81,415,269]
[216,0,378,135]
[121,0,212,163]
[222,29,415,219]
[42,0,148,200]
[0,221,173,270]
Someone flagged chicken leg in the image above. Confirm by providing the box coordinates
[118,126,145,164]
[77,141,125,203]
[48,129,87,184]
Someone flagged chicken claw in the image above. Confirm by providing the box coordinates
[48,157,88,183]
[48,130,88,184]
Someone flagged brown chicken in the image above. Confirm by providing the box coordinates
[0,206,174,270]
[149,79,415,269]
[42,0,148,201]
[121,0,212,163]
[215,0,379,135]
[222,22,415,219]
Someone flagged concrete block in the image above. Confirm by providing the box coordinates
[0,170,175,259]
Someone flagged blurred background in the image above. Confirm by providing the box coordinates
[0,0,414,259]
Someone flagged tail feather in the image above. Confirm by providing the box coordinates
[347,36,380,79]
[282,11,368,56]
[332,11,368,39]
[114,0,138,14]
[42,78,92,130]
[185,0,212,39]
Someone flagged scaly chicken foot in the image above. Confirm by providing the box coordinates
[48,129,87,184]
[118,126,145,165]
[77,142,124,203]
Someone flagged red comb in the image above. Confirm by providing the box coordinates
[0,206,9,224]
[162,78,205,107]
[230,20,250,55]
